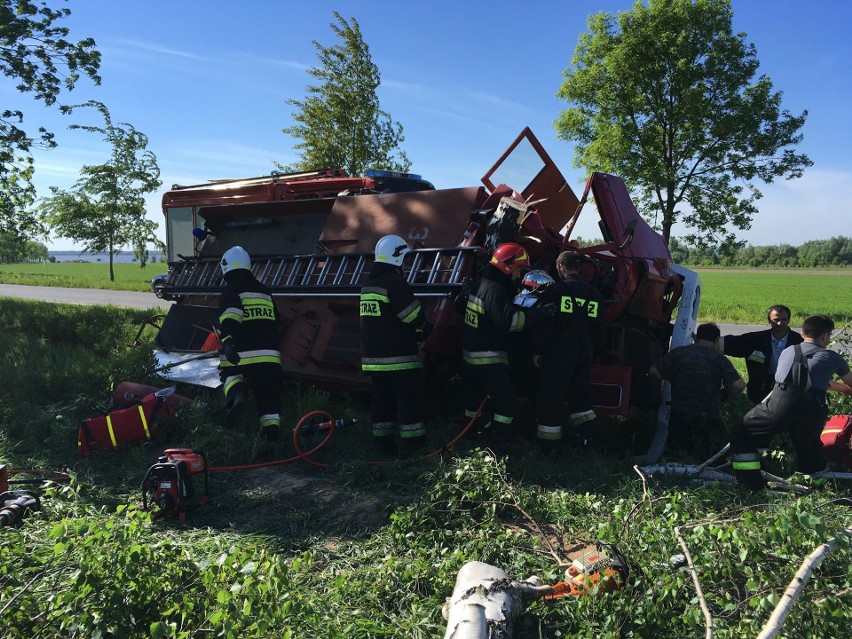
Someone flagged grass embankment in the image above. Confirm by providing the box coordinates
[2,299,852,638]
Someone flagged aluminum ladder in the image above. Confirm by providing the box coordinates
[159,247,479,298]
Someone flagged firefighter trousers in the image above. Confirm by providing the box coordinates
[535,340,593,445]
[368,368,425,455]
[463,362,516,440]
[729,385,828,489]
[220,362,283,433]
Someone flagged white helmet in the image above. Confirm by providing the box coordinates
[220,246,251,275]
[374,235,411,267]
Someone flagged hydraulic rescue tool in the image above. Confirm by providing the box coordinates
[141,449,209,520]
[0,490,41,527]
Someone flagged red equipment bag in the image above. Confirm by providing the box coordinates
[820,415,852,469]
[78,392,173,457]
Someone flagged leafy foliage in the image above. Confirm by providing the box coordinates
[0,0,101,240]
[555,0,811,249]
[37,101,162,280]
[281,11,410,176]
[670,235,852,268]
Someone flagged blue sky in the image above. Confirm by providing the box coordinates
[8,0,852,251]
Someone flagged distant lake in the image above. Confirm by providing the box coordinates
[49,251,165,264]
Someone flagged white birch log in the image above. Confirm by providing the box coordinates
[442,561,549,639]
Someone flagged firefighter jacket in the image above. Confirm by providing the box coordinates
[537,273,605,352]
[360,263,425,373]
[218,270,282,369]
[462,268,528,366]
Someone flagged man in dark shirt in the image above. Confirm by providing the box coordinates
[721,305,803,404]
[650,323,745,458]
[730,315,852,490]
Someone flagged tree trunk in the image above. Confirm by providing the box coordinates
[109,241,115,282]
[442,561,549,639]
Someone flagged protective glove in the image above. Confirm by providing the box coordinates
[223,342,241,365]
[416,321,434,342]
[454,277,475,312]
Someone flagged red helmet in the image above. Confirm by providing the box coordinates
[489,243,530,276]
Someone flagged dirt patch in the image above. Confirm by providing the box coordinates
[244,466,394,531]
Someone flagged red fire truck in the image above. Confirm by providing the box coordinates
[152,128,700,419]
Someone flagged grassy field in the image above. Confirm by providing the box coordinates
[0,261,166,291]
[696,270,852,325]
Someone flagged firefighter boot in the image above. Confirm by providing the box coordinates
[372,421,396,458]
[398,422,427,458]
[223,392,246,429]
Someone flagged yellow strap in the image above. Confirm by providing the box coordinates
[138,404,151,439]
[105,414,118,448]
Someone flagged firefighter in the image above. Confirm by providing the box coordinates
[217,246,283,441]
[460,242,537,447]
[360,235,430,457]
[533,250,604,452]
[729,315,852,490]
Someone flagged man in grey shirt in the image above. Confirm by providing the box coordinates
[730,315,852,490]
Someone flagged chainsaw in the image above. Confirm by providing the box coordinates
[543,542,628,599]
[141,448,209,520]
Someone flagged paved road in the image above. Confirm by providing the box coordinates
[0,284,172,310]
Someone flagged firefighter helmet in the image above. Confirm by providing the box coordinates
[220,246,251,275]
[489,243,530,276]
[520,269,554,294]
[374,235,411,267]
[513,269,554,308]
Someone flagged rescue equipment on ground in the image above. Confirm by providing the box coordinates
[821,414,852,469]
[543,542,628,599]
[141,449,209,520]
[0,490,40,527]
[78,386,184,457]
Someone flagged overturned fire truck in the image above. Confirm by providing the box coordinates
[151,128,700,425]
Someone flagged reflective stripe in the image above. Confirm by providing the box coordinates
[223,375,245,395]
[493,413,513,424]
[239,291,273,301]
[219,307,244,323]
[399,300,422,323]
[732,453,761,471]
[463,350,509,365]
[220,349,282,367]
[400,422,426,438]
[362,361,424,372]
[105,414,118,448]
[732,460,762,471]
[138,405,151,439]
[372,421,396,437]
[537,424,562,440]
[361,292,390,303]
[259,413,280,427]
[509,311,525,333]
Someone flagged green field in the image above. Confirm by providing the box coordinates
[0,261,165,291]
[695,270,852,325]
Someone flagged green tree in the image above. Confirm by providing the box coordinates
[555,0,811,250]
[281,11,410,176]
[0,0,101,240]
[38,101,162,281]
